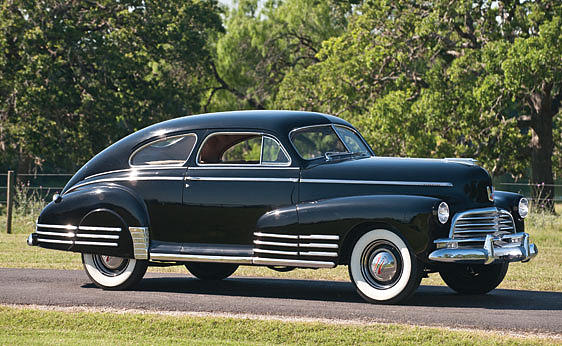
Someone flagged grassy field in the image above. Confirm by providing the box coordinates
[0,305,559,345]
[1,205,560,291]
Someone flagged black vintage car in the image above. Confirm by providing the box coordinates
[28,110,537,304]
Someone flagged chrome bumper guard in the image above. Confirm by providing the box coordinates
[428,232,538,264]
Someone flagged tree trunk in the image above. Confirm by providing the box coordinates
[529,83,556,213]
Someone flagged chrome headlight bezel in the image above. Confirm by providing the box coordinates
[518,197,529,219]
[437,202,450,224]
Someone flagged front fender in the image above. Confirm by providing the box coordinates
[257,195,443,263]
[35,184,149,257]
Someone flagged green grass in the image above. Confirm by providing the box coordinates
[0,306,558,345]
[1,205,560,291]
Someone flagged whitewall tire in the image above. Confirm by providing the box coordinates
[82,253,148,290]
[349,229,422,304]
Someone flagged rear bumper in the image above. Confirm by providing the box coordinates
[428,232,538,264]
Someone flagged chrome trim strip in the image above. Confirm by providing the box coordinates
[129,227,149,260]
[78,226,121,232]
[299,251,338,257]
[37,238,73,245]
[36,224,78,231]
[252,257,335,268]
[129,133,198,168]
[253,232,299,240]
[300,179,453,187]
[35,231,75,238]
[196,131,292,167]
[190,166,299,170]
[85,167,187,181]
[74,240,118,247]
[299,243,338,249]
[66,176,183,193]
[187,177,299,183]
[76,233,119,240]
[253,248,299,256]
[299,234,339,241]
[253,240,298,247]
[150,253,253,264]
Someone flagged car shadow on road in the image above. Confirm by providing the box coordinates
[124,274,562,310]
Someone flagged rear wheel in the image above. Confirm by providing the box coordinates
[185,262,238,280]
[82,253,147,290]
[349,229,422,304]
[439,262,509,294]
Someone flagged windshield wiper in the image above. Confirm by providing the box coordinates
[324,151,368,162]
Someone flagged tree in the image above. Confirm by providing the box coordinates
[276,0,561,212]
[0,0,223,173]
[204,0,352,112]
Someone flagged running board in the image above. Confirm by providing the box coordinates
[149,252,336,268]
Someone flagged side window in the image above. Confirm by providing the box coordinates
[334,126,371,154]
[222,136,261,163]
[198,133,290,165]
[130,134,197,166]
[262,136,289,164]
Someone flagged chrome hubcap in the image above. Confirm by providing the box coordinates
[369,250,397,282]
[360,240,403,289]
[100,256,125,270]
[92,254,129,277]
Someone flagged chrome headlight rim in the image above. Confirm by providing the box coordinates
[437,202,450,224]
[518,197,529,219]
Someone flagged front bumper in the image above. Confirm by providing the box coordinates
[428,232,538,264]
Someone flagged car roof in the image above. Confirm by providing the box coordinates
[135,110,352,138]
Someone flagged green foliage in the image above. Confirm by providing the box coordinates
[205,0,349,111]
[276,0,561,186]
[0,0,223,172]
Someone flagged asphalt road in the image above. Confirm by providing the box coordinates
[1,268,561,335]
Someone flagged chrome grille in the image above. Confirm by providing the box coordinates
[450,208,515,240]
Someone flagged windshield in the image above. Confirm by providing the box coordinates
[290,125,371,160]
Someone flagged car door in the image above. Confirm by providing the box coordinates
[181,131,299,250]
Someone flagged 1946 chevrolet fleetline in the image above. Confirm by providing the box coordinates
[27,110,537,304]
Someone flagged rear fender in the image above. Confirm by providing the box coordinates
[35,184,149,258]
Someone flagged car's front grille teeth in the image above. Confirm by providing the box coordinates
[451,208,515,241]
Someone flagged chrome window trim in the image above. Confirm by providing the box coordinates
[196,131,292,167]
[300,178,453,187]
[128,133,198,168]
[288,123,374,160]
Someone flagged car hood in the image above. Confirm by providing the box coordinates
[301,156,494,209]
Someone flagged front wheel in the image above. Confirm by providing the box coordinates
[439,262,509,294]
[82,254,148,290]
[185,262,238,280]
[349,229,422,304]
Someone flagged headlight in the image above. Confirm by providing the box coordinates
[518,198,529,218]
[437,202,449,224]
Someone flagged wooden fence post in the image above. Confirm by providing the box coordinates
[6,170,14,234]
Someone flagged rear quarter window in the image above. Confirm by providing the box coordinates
[130,134,197,166]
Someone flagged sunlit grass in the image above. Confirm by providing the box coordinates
[0,306,557,345]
